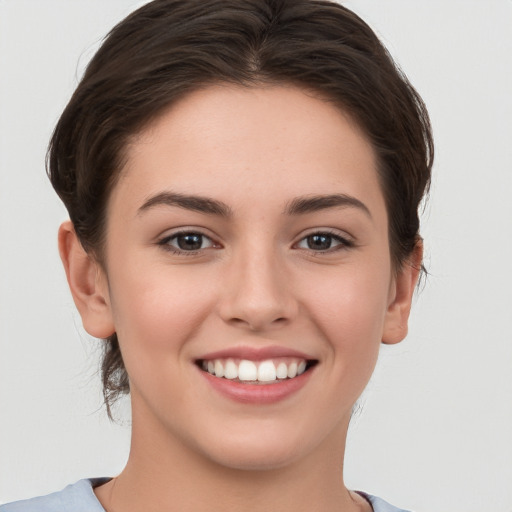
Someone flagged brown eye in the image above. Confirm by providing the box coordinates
[176,233,203,250]
[296,232,352,252]
[161,232,215,252]
[306,234,333,250]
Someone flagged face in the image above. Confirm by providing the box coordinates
[89,85,413,471]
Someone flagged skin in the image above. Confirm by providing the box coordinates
[60,85,421,512]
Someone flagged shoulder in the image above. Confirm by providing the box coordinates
[359,492,413,512]
[0,479,110,512]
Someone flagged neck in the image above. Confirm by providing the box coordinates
[95,399,367,512]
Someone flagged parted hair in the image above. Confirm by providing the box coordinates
[47,0,433,417]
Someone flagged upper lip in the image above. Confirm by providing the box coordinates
[197,345,316,362]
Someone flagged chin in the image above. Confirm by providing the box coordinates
[207,446,300,472]
[192,425,314,472]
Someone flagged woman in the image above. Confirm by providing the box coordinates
[0,1,432,510]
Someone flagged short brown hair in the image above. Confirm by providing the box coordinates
[48,0,433,417]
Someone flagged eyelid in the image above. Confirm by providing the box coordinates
[296,227,354,241]
[156,225,219,241]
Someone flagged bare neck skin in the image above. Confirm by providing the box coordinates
[95,397,371,512]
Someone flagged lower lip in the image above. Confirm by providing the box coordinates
[199,367,314,404]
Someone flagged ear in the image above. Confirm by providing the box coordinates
[58,220,115,339]
[382,241,423,345]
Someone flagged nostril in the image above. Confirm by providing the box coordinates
[229,317,248,327]
[228,316,288,331]
[218,270,300,329]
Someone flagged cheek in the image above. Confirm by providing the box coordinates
[307,261,391,337]
[107,263,219,363]
[304,262,391,385]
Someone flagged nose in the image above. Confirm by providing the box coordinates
[218,244,298,331]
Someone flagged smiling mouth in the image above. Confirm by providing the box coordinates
[197,358,318,384]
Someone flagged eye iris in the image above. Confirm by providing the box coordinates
[307,234,332,250]
[177,233,203,250]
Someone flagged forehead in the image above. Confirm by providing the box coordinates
[116,84,384,219]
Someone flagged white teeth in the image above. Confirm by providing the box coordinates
[276,362,288,379]
[224,359,238,379]
[238,360,258,381]
[201,357,313,382]
[287,362,298,378]
[214,360,224,378]
[258,360,277,382]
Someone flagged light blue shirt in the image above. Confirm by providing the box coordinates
[0,479,412,512]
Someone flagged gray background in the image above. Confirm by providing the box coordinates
[1,1,511,511]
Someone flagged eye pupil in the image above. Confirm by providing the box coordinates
[307,234,331,250]
[177,233,203,250]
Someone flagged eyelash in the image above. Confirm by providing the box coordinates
[295,230,354,254]
[157,229,354,256]
[158,230,217,255]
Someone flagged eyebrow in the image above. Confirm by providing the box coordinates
[138,192,233,217]
[284,194,372,218]
[138,191,371,219]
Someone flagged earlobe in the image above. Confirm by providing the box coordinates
[382,241,423,345]
[58,220,115,339]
